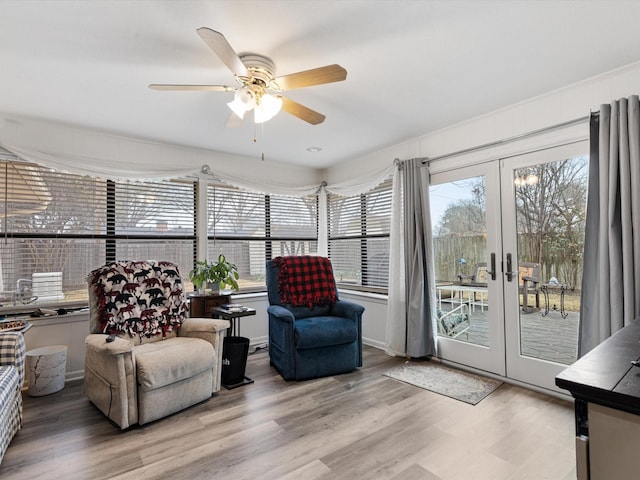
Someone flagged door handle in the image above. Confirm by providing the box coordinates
[486,252,497,281]
[505,253,514,282]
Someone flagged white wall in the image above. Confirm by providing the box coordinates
[339,291,387,349]
[325,60,640,350]
[1,113,325,188]
[326,60,640,184]
[24,311,89,382]
[230,293,269,349]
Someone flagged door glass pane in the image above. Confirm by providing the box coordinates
[515,156,588,365]
[430,176,489,347]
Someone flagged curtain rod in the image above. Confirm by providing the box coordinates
[421,115,590,165]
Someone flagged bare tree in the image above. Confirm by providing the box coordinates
[10,171,106,276]
[432,163,587,287]
[433,177,486,236]
[435,200,485,237]
[515,157,587,286]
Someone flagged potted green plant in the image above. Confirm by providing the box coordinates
[189,254,240,294]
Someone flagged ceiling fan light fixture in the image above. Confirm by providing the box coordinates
[254,94,283,124]
[226,98,246,119]
[236,85,257,109]
[227,86,256,118]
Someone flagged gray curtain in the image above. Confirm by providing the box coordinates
[579,95,640,356]
[402,158,437,357]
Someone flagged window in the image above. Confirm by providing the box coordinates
[0,159,321,308]
[111,179,195,280]
[0,160,195,309]
[206,183,318,291]
[328,178,392,291]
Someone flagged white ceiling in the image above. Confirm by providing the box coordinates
[1,0,640,170]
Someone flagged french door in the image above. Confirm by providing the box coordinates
[430,161,506,375]
[430,141,588,392]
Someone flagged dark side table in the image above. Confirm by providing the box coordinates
[187,293,231,318]
[212,305,256,389]
[211,305,256,336]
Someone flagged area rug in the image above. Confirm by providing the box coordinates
[383,362,503,405]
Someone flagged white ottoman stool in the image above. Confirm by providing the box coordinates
[26,345,67,396]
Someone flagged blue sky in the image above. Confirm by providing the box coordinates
[429,178,478,226]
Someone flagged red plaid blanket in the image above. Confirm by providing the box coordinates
[273,256,337,308]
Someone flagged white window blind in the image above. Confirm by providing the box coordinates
[0,160,195,309]
[207,184,318,290]
[112,179,195,280]
[328,178,392,289]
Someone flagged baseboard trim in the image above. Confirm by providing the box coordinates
[363,338,386,350]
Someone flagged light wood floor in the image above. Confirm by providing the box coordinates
[0,346,577,480]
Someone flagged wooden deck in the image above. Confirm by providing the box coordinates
[440,306,579,366]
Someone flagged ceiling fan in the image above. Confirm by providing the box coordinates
[149,28,347,126]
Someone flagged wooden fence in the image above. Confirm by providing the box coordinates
[433,235,583,290]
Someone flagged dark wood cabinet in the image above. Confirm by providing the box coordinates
[187,293,231,318]
[556,319,640,479]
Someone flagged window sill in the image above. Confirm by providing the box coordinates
[232,291,268,301]
[338,289,388,301]
[10,308,90,326]
[0,300,88,317]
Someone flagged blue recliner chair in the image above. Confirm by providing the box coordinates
[266,256,365,381]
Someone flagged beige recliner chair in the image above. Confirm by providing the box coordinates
[84,260,229,429]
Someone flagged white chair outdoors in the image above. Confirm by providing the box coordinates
[14,271,64,305]
[437,303,471,338]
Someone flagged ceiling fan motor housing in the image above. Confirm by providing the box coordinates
[239,54,277,89]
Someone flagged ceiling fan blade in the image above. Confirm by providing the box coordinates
[148,84,234,92]
[196,27,248,77]
[274,64,347,91]
[281,97,326,125]
[226,112,244,128]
